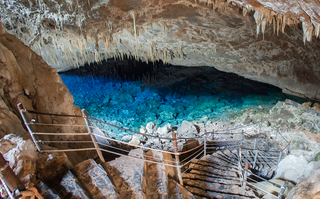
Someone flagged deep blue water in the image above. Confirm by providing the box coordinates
[60,62,306,131]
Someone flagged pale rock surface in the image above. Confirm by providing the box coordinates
[156,124,172,137]
[176,121,199,138]
[146,122,157,135]
[275,155,308,184]
[104,149,144,198]
[0,134,38,187]
[286,169,320,199]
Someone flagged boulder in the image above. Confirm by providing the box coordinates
[275,155,308,183]
[176,121,199,138]
[146,122,157,135]
[156,124,172,137]
[36,145,71,186]
[286,169,320,199]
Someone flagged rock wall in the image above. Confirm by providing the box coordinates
[0,23,94,165]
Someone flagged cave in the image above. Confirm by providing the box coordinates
[60,58,307,132]
[1,0,320,198]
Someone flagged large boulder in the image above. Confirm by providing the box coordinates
[176,121,199,138]
[275,155,308,184]
[286,169,320,199]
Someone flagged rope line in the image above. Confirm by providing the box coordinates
[26,110,83,117]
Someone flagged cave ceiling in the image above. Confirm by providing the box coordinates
[1,0,320,100]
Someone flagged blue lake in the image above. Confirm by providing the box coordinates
[60,62,306,132]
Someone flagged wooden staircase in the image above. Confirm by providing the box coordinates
[33,143,281,199]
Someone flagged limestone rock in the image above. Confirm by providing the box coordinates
[36,146,71,186]
[146,122,157,135]
[176,121,199,138]
[286,169,320,199]
[0,135,38,187]
[1,0,320,101]
[275,155,308,183]
[312,102,320,112]
[156,123,172,137]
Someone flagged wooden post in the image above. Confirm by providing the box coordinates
[0,153,25,194]
[82,109,105,163]
[172,132,183,185]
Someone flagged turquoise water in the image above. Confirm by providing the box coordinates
[60,63,306,131]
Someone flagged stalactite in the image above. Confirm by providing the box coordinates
[130,11,137,40]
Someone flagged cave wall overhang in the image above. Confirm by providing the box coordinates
[1,0,320,100]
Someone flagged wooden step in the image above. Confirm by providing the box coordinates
[190,159,238,171]
[188,169,240,182]
[184,179,255,198]
[201,155,238,168]
[188,163,238,178]
[182,173,241,186]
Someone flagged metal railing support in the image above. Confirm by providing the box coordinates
[240,130,244,146]
[287,143,291,155]
[82,109,105,163]
[254,138,257,150]
[17,103,42,152]
[278,181,288,199]
[238,145,242,166]
[242,163,249,189]
[172,132,183,185]
[204,130,207,156]
[275,151,282,172]
[0,153,25,197]
[253,149,259,169]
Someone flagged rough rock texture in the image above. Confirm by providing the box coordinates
[0,22,98,165]
[286,169,320,199]
[1,1,320,100]
[0,134,38,187]
[0,134,72,190]
[72,159,117,199]
[0,22,85,138]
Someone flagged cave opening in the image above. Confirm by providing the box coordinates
[59,58,307,132]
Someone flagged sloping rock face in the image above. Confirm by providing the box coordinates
[0,23,94,165]
[1,0,320,100]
